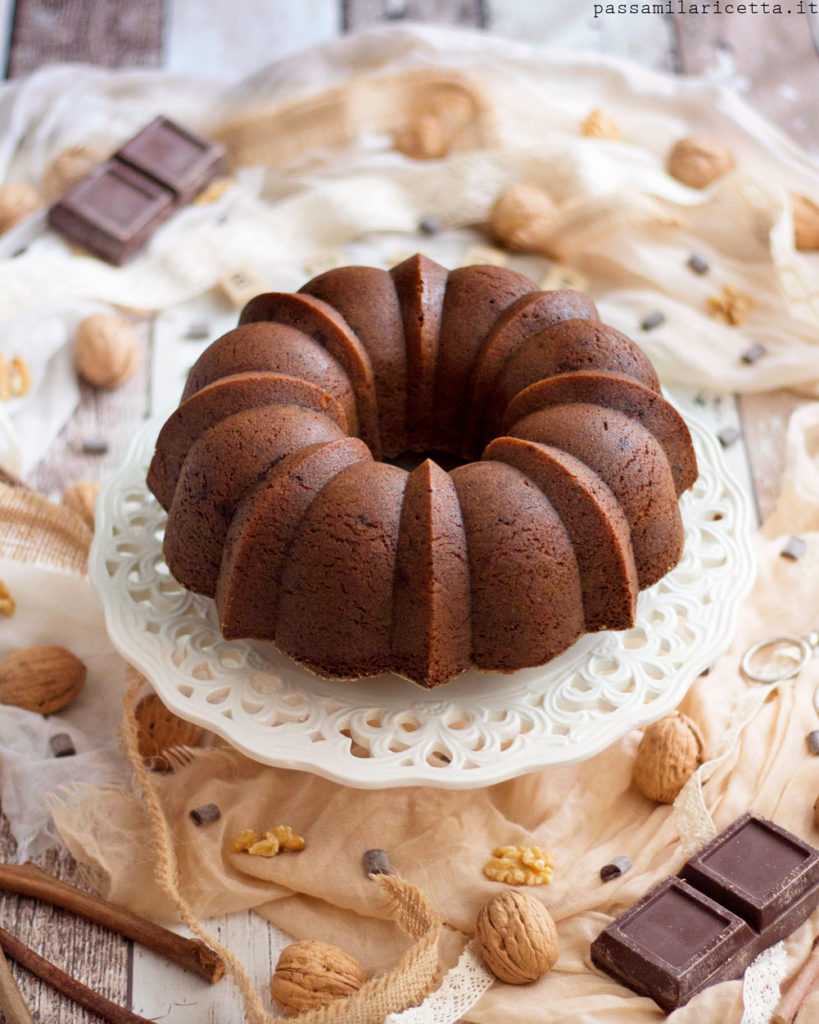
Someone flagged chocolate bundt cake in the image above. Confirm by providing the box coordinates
[147,254,697,688]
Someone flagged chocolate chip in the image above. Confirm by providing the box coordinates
[189,803,221,826]
[418,217,441,236]
[82,438,109,456]
[49,732,75,758]
[184,322,210,340]
[806,731,819,756]
[694,393,708,406]
[687,253,710,275]
[699,666,712,677]
[717,426,741,448]
[601,856,632,881]
[781,536,806,561]
[363,848,391,876]
[640,311,665,331]
[741,343,766,365]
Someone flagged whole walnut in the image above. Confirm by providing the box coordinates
[632,711,706,804]
[489,183,556,252]
[74,314,141,388]
[475,889,559,984]
[668,136,734,188]
[271,940,366,1016]
[0,182,41,233]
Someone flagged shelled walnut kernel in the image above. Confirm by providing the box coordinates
[484,845,555,886]
[231,825,305,857]
[581,108,620,140]
[707,285,755,326]
[0,580,14,618]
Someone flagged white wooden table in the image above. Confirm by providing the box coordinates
[0,3,816,1021]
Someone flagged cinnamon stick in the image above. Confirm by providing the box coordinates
[0,945,35,1024]
[0,924,155,1024]
[0,862,224,983]
[772,935,819,1024]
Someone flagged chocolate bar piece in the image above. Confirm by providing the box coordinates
[48,116,226,265]
[48,161,174,265]
[591,814,819,1011]
[116,117,227,206]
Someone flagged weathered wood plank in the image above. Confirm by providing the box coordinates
[0,816,131,1023]
[489,0,677,73]
[28,318,152,500]
[738,390,805,525]
[671,11,819,154]
[7,0,164,78]
[343,0,487,30]
[165,0,341,79]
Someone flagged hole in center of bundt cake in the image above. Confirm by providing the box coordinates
[383,449,468,473]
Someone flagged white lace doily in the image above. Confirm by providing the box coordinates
[89,409,754,788]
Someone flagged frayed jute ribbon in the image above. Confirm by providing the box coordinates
[120,667,444,1023]
[0,483,91,574]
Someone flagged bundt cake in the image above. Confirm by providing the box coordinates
[147,254,698,688]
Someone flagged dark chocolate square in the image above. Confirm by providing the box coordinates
[591,877,755,1011]
[48,161,174,265]
[681,813,819,931]
[116,116,227,206]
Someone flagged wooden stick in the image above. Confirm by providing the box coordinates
[0,945,36,1024]
[0,924,157,1024]
[772,935,819,1024]
[0,862,224,984]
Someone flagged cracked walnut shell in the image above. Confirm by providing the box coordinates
[668,135,734,188]
[632,711,706,804]
[271,939,366,1016]
[484,845,555,886]
[475,889,559,984]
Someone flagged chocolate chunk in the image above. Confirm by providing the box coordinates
[781,536,806,561]
[717,426,741,448]
[687,253,710,275]
[418,217,441,236]
[189,803,221,826]
[48,117,226,265]
[82,438,109,456]
[807,731,819,756]
[740,343,766,365]
[363,848,391,876]
[48,161,175,265]
[601,856,632,881]
[49,732,75,758]
[184,322,211,340]
[592,813,819,1011]
[116,117,227,206]
[640,310,665,331]
[694,393,708,406]
[699,665,712,677]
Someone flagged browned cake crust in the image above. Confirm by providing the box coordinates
[274,461,407,679]
[181,322,358,433]
[300,266,407,457]
[217,437,372,640]
[391,459,471,687]
[483,318,661,447]
[150,254,698,688]
[390,254,447,450]
[450,460,585,670]
[238,291,381,455]
[461,290,598,458]
[507,404,683,589]
[484,437,639,632]
[433,265,536,451]
[148,372,348,511]
[163,405,345,597]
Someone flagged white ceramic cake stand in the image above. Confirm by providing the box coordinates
[89,411,754,789]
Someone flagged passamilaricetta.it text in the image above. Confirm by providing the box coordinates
[593,1,816,13]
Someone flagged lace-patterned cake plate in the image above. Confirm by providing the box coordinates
[89,411,754,789]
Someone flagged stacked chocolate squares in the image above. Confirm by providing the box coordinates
[48,116,227,265]
[592,813,819,1010]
